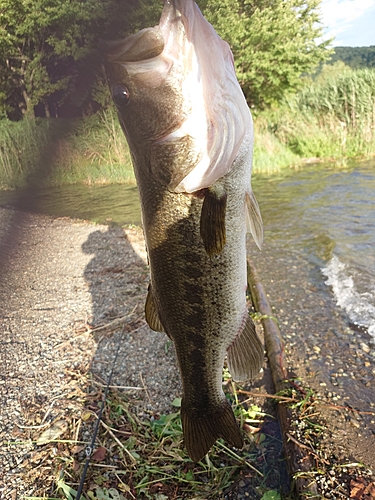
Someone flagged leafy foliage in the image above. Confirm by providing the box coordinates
[0,0,142,119]
[0,0,104,118]
[0,0,331,118]
[200,0,332,108]
[329,46,375,70]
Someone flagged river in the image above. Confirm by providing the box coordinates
[254,159,375,341]
[1,160,374,343]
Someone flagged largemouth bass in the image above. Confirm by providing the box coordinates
[103,0,264,462]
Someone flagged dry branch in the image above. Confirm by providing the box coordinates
[247,258,319,500]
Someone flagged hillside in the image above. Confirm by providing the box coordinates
[329,46,375,68]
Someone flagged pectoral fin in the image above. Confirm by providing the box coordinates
[200,184,227,256]
[246,191,263,250]
[145,283,165,334]
[227,314,264,382]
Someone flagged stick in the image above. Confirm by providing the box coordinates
[247,258,320,500]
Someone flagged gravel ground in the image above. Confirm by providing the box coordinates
[1,206,374,499]
[0,208,181,498]
[247,237,375,471]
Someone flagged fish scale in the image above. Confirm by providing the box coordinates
[104,0,264,461]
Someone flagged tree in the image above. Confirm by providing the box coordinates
[329,46,375,70]
[0,0,138,119]
[200,0,332,109]
[0,0,332,118]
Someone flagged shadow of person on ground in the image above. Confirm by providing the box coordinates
[81,225,181,415]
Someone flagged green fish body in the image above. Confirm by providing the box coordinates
[104,0,264,462]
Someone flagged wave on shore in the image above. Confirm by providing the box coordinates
[322,255,375,340]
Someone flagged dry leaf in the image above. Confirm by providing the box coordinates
[366,482,375,497]
[243,423,260,435]
[350,477,375,500]
[36,420,68,445]
[350,480,366,500]
[91,446,106,461]
[71,445,85,454]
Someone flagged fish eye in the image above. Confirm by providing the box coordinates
[112,85,130,107]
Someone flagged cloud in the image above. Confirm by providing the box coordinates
[320,0,375,44]
[321,0,375,25]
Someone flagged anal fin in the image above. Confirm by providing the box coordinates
[145,283,166,334]
[227,314,264,382]
[200,184,227,256]
[246,190,263,250]
[181,398,243,462]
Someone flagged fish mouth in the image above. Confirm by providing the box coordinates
[157,0,252,193]
[106,0,252,194]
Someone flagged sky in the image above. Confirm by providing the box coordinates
[320,0,375,46]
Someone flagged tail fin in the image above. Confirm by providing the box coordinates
[180,398,243,462]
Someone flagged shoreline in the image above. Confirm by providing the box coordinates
[0,207,374,498]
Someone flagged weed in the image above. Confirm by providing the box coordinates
[38,373,289,500]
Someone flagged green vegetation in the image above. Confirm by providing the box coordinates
[0,109,300,188]
[0,0,329,118]
[253,121,300,175]
[0,0,374,190]
[202,0,332,109]
[0,0,156,120]
[2,65,375,189]
[0,110,133,189]
[25,372,288,500]
[329,46,375,69]
[264,68,375,159]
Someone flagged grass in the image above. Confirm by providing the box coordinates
[1,68,374,191]
[10,340,375,499]
[253,119,300,175]
[0,110,134,190]
[264,68,375,161]
[62,373,287,500]
[16,368,374,500]
[0,111,308,190]
[14,361,289,500]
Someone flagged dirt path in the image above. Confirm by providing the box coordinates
[0,208,181,498]
[0,207,374,499]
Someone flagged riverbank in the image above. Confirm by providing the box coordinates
[0,112,298,189]
[1,207,374,499]
[1,98,375,191]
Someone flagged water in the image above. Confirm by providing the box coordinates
[252,160,375,340]
[0,160,374,339]
[0,183,142,226]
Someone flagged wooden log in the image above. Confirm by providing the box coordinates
[247,258,319,500]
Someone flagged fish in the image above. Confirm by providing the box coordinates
[103,0,264,462]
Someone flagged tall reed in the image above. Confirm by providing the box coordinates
[0,109,134,188]
[1,70,374,190]
[271,68,375,159]
[0,118,53,188]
